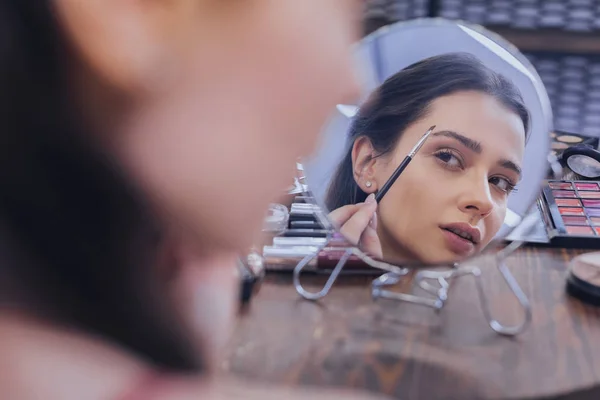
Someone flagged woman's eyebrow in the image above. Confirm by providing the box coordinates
[499,159,522,178]
[433,130,522,177]
[432,130,482,153]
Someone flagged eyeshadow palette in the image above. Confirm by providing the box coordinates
[541,180,600,248]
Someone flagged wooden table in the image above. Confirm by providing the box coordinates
[224,247,600,399]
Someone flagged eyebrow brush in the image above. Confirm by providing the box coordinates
[374,125,436,203]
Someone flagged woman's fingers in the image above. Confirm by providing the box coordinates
[327,203,361,228]
[359,222,383,259]
[338,194,377,246]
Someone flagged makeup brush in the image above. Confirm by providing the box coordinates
[375,125,436,203]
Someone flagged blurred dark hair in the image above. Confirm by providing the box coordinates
[325,52,530,211]
[0,2,200,370]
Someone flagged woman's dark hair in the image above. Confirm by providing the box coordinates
[0,3,200,370]
[325,52,530,211]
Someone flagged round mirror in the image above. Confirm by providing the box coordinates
[302,18,552,267]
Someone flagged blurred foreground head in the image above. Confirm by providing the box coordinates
[0,0,361,371]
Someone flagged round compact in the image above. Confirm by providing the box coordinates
[557,134,584,144]
[566,252,600,307]
[562,145,600,179]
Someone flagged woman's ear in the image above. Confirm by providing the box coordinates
[351,136,378,193]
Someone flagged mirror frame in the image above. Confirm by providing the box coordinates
[298,17,555,268]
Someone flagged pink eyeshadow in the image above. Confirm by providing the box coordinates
[556,198,582,207]
[552,190,577,198]
[566,226,594,235]
[575,182,599,191]
[591,217,600,225]
[563,216,589,225]
[582,199,600,208]
[549,182,573,190]
[580,192,600,199]
[559,207,585,216]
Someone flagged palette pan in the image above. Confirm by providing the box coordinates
[542,180,600,248]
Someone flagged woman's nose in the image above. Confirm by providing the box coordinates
[458,178,494,218]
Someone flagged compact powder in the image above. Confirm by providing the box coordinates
[552,142,569,150]
[557,135,584,143]
[566,252,600,306]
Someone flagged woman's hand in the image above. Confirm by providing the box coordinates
[327,194,383,259]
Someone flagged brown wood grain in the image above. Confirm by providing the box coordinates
[223,247,600,399]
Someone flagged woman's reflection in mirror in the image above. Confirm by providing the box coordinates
[326,52,530,264]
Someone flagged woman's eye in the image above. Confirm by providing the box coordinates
[434,150,462,169]
[490,176,517,193]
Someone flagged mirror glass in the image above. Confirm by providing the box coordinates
[302,19,552,266]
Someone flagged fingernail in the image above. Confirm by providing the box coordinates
[366,193,376,204]
[370,211,378,228]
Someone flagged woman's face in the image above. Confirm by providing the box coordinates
[55,0,362,252]
[361,91,526,264]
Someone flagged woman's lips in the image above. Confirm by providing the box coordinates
[440,227,476,257]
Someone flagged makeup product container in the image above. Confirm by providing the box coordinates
[566,252,600,307]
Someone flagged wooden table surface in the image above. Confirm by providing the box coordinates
[224,247,600,399]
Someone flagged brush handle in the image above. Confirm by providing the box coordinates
[374,156,412,203]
